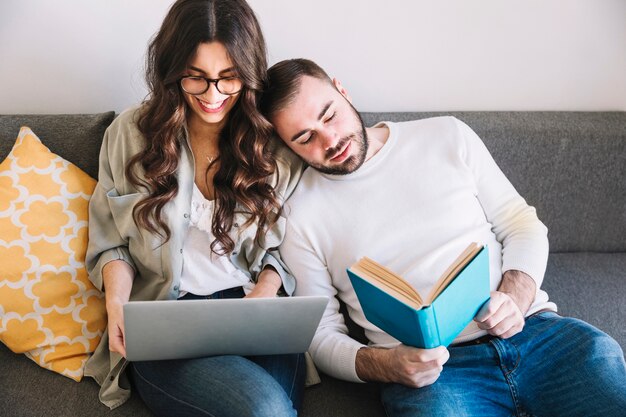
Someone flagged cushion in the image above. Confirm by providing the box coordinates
[0,112,115,179]
[0,127,106,381]
[542,252,626,349]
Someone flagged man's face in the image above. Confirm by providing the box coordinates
[271,76,368,175]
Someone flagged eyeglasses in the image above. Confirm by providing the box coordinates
[179,75,243,95]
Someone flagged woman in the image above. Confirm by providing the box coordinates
[84,0,304,416]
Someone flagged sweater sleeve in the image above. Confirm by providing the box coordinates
[280,218,366,382]
[455,118,549,287]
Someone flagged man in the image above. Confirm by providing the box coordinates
[260,58,626,416]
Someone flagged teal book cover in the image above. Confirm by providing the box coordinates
[347,245,490,349]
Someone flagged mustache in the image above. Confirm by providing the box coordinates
[325,135,353,160]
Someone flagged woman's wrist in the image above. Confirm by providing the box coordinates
[257,266,282,291]
[102,260,134,307]
[247,266,282,297]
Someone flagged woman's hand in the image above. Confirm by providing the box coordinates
[102,260,134,358]
[245,266,282,298]
[105,298,127,357]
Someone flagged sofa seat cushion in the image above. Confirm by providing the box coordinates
[300,373,384,417]
[0,343,151,417]
[2,252,622,416]
[542,252,626,349]
[1,339,385,417]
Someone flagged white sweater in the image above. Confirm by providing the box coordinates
[280,116,556,383]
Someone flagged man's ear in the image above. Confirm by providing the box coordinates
[332,78,352,103]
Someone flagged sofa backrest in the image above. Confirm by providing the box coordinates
[0,112,114,179]
[361,112,626,253]
[1,111,623,253]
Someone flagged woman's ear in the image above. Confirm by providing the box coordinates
[332,78,352,103]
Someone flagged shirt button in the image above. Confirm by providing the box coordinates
[234,223,239,228]
[183,213,189,218]
[173,285,179,291]
[232,251,238,256]
[180,248,183,254]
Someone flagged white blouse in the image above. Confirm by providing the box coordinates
[178,184,253,297]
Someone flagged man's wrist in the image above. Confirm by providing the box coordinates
[355,346,391,383]
[499,270,536,315]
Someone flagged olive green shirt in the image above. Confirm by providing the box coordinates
[84,107,304,409]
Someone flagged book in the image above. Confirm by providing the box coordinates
[346,243,490,349]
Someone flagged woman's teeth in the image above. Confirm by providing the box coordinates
[197,97,226,110]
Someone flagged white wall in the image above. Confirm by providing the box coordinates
[1,0,625,114]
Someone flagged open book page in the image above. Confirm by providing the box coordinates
[351,260,423,309]
[425,242,483,305]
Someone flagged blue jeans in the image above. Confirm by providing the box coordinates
[381,312,626,417]
[129,287,306,417]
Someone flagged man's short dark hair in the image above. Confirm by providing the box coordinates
[260,58,333,120]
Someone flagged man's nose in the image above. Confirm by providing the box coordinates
[319,128,339,151]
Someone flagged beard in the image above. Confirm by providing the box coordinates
[307,103,369,175]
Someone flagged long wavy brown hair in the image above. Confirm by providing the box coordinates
[126,0,279,254]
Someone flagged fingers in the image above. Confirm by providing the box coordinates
[477,311,524,338]
[403,345,450,365]
[244,286,278,298]
[474,291,504,322]
[392,345,449,388]
[475,291,525,338]
[399,365,443,388]
[108,322,127,358]
[106,301,127,357]
[414,367,443,387]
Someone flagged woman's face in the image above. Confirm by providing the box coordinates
[182,42,241,130]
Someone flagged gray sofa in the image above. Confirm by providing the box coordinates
[1,111,624,417]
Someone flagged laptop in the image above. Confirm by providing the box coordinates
[123,295,329,361]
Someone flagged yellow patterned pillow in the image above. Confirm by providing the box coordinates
[0,127,106,381]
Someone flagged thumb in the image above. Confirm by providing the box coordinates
[474,293,498,322]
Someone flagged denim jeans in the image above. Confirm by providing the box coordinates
[129,287,306,417]
[380,312,626,417]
